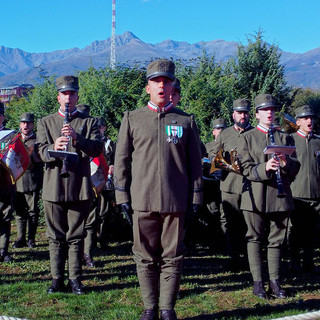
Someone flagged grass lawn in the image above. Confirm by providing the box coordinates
[1,224,320,320]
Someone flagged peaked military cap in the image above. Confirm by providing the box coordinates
[56,75,79,92]
[295,105,315,119]
[233,98,251,112]
[146,59,175,81]
[211,117,227,129]
[172,78,181,93]
[20,112,34,123]
[97,116,106,127]
[255,93,277,110]
[0,102,4,115]
[77,104,90,116]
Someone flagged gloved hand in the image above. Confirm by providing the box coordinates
[121,202,133,227]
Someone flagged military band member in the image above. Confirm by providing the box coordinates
[238,93,300,299]
[114,59,203,320]
[13,113,43,249]
[170,78,181,108]
[0,102,16,262]
[36,75,102,294]
[209,99,252,271]
[288,105,320,273]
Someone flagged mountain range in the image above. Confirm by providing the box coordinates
[0,31,319,89]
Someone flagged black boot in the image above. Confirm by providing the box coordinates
[253,281,267,299]
[160,310,177,320]
[83,253,96,268]
[13,238,27,249]
[47,278,65,294]
[140,309,159,320]
[268,279,287,298]
[67,279,85,295]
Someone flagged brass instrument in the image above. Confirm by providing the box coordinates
[281,113,299,134]
[210,148,241,175]
[48,103,78,178]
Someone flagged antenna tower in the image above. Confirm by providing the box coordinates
[110,0,116,69]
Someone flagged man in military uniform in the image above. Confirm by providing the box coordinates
[13,113,43,249]
[288,105,320,273]
[114,59,203,320]
[209,99,252,270]
[82,115,116,267]
[0,103,16,262]
[238,93,300,299]
[36,75,102,294]
[170,78,181,108]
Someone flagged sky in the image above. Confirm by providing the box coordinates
[2,0,320,54]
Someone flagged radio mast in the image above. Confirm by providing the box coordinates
[110,0,116,69]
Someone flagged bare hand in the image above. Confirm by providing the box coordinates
[266,157,280,172]
[108,165,114,175]
[54,136,69,150]
[61,124,77,144]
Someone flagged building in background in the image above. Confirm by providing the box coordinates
[0,84,34,106]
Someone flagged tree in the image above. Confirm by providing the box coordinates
[230,30,291,119]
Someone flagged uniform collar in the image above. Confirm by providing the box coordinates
[297,129,313,139]
[148,101,173,113]
[257,124,272,134]
[22,132,35,141]
[58,108,78,118]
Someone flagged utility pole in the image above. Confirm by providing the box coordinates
[110,0,116,69]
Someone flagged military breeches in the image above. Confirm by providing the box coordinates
[15,191,40,219]
[243,210,289,281]
[221,192,247,258]
[44,200,91,279]
[133,210,186,310]
[0,195,15,252]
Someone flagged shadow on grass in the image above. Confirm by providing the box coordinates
[182,299,320,320]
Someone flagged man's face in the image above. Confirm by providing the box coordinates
[146,76,173,108]
[20,121,34,136]
[296,116,314,135]
[170,88,181,108]
[0,113,4,126]
[57,90,79,112]
[212,127,223,139]
[256,107,275,128]
[99,125,106,136]
[232,110,249,129]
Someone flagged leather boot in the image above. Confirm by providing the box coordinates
[140,309,159,320]
[67,279,85,295]
[268,280,287,298]
[0,249,12,262]
[47,278,65,294]
[83,253,96,268]
[253,281,267,299]
[160,309,177,320]
[13,238,27,249]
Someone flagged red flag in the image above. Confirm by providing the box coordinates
[90,153,109,196]
[0,134,30,184]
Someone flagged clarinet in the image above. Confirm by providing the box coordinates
[268,126,286,198]
[60,103,70,178]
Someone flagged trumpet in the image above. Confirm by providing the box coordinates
[210,148,241,175]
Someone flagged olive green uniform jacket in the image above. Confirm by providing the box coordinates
[36,111,103,202]
[209,125,252,195]
[114,105,203,212]
[291,131,320,199]
[16,133,43,193]
[238,126,300,213]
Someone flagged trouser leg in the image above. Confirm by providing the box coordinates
[49,240,68,279]
[267,212,289,280]
[243,210,266,281]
